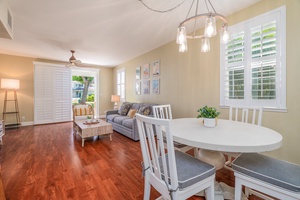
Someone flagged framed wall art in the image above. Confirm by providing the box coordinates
[152,60,160,76]
[135,81,141,95]
[152,79,160,95]
[142,63,150,79]
[136,66,141,80]
[143,80,150,94]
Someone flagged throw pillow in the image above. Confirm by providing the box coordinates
[118,102,133,116]
[127,109,137,118]
[138,106,151,116]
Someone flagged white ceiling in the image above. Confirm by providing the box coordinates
[0,0,261,67]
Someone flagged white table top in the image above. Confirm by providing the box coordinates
[170,118,282,153]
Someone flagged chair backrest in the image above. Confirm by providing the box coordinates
[136,113,178,198]
[229,106,263,126]
[152,104,173,119]
[72,104,94,121]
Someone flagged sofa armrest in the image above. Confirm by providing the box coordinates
[106,110,119,120]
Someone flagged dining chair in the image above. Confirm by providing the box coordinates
[136,113,215,200]
[152,105,195,154]
[224,106,263,170]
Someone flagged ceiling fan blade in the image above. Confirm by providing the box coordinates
[65,63,73,68]
[75,62,90,68]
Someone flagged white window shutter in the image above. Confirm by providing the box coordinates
[34,62,72,124]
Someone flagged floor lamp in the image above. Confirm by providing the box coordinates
[111,95,120,110]
[1,79,21,129]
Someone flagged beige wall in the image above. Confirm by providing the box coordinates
[114,0,300,164]
[0,53,114,123]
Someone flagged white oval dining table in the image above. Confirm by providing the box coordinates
[169,118,283,200]
[169,118,283,153]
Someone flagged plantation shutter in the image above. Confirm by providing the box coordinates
[220,6,285,110]
[34,62,72,124]
[223,31,245,100]
[250,21,277,100]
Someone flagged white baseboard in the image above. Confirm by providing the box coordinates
[21,121,34,126]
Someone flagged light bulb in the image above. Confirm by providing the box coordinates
[179,41,188,52]
[201,38,210,52]
[205,17,217,37]
[176,26,187,44]
[222,27,230,44]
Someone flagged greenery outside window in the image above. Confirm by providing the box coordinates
[220,6,286,111]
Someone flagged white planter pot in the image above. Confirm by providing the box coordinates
[203,118,217,128]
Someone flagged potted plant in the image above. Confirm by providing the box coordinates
[197,105,221,127]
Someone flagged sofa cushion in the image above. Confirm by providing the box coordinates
[141,103,157,115]
[138,106,151,116]
[127,109,137,118]
[114,116,131,125]
[106,114,119,122]
[122,118,134,129]
[131,103,141,111]
[118,102,133,116]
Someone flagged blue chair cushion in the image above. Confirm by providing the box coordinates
[232,153,300,192]
[163,151,215,189]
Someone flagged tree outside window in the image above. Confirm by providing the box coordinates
[72,76,94,106]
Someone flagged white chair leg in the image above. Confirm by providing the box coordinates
[245,186,250,197]
[205,182,215,200]
[234,178,242,200]
[144,179,151,200]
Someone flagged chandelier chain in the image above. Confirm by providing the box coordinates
[139,0,187,13]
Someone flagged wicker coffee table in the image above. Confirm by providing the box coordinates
[74,119,113,147]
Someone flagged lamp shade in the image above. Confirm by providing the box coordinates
[111,95,120,103]
[1,79,20,90]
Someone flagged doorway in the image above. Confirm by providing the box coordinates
[71,68,100,118]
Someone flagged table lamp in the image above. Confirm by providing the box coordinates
[111,95,120,110]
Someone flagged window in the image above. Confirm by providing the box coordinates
[117,68,125,102]
[220,6,286,111]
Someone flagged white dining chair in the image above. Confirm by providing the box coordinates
[224,106,263,170]
[152,105,195,154]
[136,113,215,200]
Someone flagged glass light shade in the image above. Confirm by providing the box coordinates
[179,40,188,52]
[1,78,20,89]
[111,95,120,103]
[222,26,231,44]
[201,38,210,52]
[176,26,187,44]
[204,16,217,38]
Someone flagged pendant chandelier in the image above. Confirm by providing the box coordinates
[176,0,230,53]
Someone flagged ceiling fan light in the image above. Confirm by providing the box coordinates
[176,26,187,44]
[204,16,217,38]
[201,37,210,52]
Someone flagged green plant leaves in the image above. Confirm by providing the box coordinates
[197,105,220,119]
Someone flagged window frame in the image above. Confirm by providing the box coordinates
[117,68,126,102]
[220,6,286,112]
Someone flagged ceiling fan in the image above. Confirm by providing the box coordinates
[65,50,88,68]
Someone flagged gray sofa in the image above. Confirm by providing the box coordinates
[106,102,157,141]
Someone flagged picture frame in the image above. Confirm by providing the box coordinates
[152,79,160,95]
[143,80,150,94]
[135,81,141,95]
[135,66,141,80]
[152,60,160,76]
[142,63,150,79]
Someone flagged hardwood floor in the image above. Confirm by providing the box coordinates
[0,122,263,200]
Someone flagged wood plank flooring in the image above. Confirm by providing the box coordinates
[0,122,263,200]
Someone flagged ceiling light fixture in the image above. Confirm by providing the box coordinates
[176,0,230,53]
